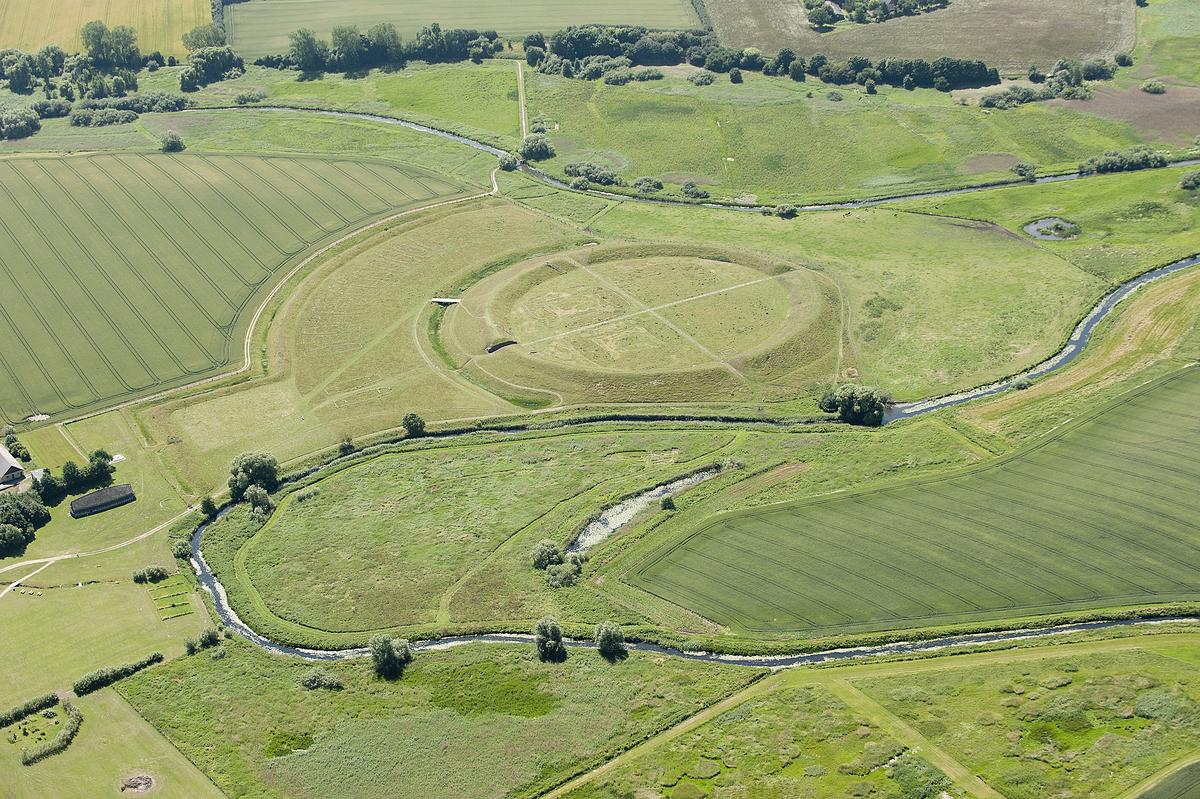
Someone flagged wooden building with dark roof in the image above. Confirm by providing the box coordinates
[70,484,136,518]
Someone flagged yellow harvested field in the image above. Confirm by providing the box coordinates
[0,0,210,57]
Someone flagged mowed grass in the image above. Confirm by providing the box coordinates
[0,0,208,57]
[4,690,224,799]
[0,151,466,423]
[118,639,761,799]
[1134,0,1200,87]
[706,0,1135,72]
[527,68,1151,204]
[140,61,523,149]
[225,0,701,58]
[443,245,841,405]
[0,570,205,707]
[630,366,1200,635]
[138,201,584,495]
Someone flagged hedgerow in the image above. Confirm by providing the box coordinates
[73,652,163,695]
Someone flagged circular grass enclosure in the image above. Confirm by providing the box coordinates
[439,244,841,405]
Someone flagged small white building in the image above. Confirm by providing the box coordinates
[0,445,24,485]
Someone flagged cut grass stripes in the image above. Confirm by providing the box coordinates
[0,153,465,423]
[630,367,1200,635]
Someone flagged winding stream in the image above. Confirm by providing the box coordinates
[182,104,1200,664]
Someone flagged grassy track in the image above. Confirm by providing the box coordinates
[0,0,208,57]
[630,366,1200,635]
[226,0,701,58]
[0,152,466,424]
[707,0,1135,72]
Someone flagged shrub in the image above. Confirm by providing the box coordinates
[729,67,743,83]
[244,485,275,515]
[73,652,163,695]
[535,616,567,662]
[234,88,267,104]
[688,70,715,86]
[172,538,192,559]
[131,565,169,584]
[1115,52,1133,67]
[20,701,82,765]
[1011,162,1038,182]
[774,204,798,219]
[595,620,626,660]
[294,487,320,502]
[569,176,590,190]
[603,68,632,85]
[518,133,555,161]
[160,131,185,152]
[299,667,343,690]
[681,181,709,199]
[200,497,219,518]
[660,495,676,511]
[369,635,413,678]
[864,78,876,94]
[31,99,71,118]
[545,553,586,587]
[499,152,519,171]
[1141,79,1166,94]
[0,523,34,557]
[0,693,57,729]
[1079,145,1168,175]
[1182,171,1200,191]
[402,412,426,437]
[633,176,663,193]
[817,383,891,426]
[0,106,41,139]
[827,90,844,101]
[1013,376,1033,390]
[632,67,663,81]
[531,539,564,570]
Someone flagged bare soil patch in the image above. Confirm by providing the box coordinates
[1051,85,1200,145]
[120,774,154,793]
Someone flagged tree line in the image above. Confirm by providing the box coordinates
[266,23,505,74]
[803,0,950,28]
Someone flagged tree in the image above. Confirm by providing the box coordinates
[0,523,33,557]
[534,616,567,662]
[331,25,366,70]
[228,453,280,501]
[338,434,355,456]
[83,450,115,485]
[531,539,565,570]
[499,152,519,171]
[525,46,545,66]
[61,460,84,492]
[244,485,274,515]
[1011,162,1037,182]
[1182,171,1200,191]
[1115,53,1133,67]
[518,133,555,161]
[660,495,676,511]
[595,621,626,661]
[182,23,225,50]
[81,20,112,64]
[200,496,218,518]
[367,22,403,65]
[808,5,838,28]
[369,634,413,678]
[288,28,328,72]
[818,384,891,426]
[160,130,185,152]
[402,413,426,438]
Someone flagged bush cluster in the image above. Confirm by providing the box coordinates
[981,58,1117,108]
[19,701,82,766]
[73,652,163,695]
[0,693,58,729]
[299,667,343,690]
[131,565,169,584]
[818,384,892,426]
[564,162,620,186]
[228,452,279,501]
[179,45,244,91]
[185,628,221,655]
[1079,145,1169,175]
[530,539,587,587]
[0,106,40,139]
[1182,171,1200,191]
[234,87,267,104]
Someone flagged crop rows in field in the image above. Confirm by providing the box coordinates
[631,366,1200,635]
[226,0,702,58]
[0,152,464,422]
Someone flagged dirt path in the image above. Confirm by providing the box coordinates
[516,61,529,138]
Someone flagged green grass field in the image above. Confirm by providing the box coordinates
[442,244,841,406]
[3,690,225,799]
[630,366,1200,635]
[706,0,1135,72]
[140,62,524,149]
[0,0,208,58]
[118,639,761,799]
[526,67,1155,205]
[225,0,701,58]
[234,430,736,632]
[0,151,466,424]
[562,634,1200,799]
